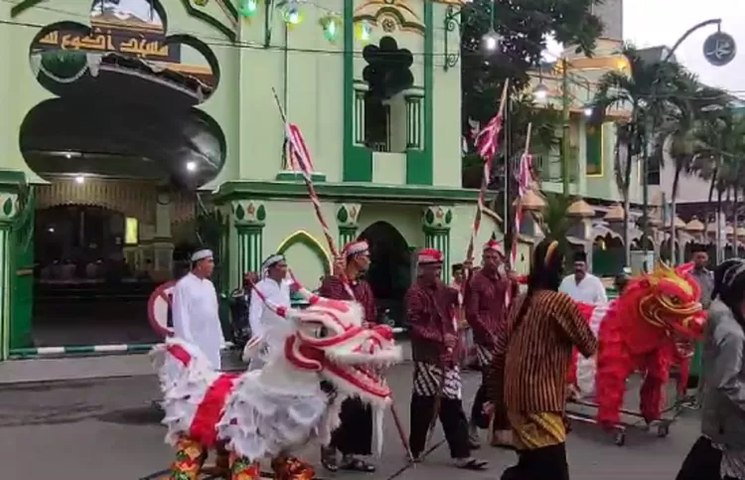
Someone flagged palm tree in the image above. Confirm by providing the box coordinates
[651,78,730,262]
[690,109,745,261]
[594,45,688,264]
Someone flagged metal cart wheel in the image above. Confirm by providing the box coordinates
[657,423,670,438]
[614,431,626,446]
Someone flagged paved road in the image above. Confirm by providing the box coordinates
[0,362,696,480]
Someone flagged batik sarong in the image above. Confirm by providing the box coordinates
[412,362,462,400]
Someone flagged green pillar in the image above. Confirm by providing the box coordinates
[422,205,453,283]
[336,203,362,250]
[232,200,266,276]
[0,192,18,360]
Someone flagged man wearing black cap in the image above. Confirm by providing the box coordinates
[559,251,607,305]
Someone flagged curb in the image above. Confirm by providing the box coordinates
[7,328,407,360]
[8,343,157,359]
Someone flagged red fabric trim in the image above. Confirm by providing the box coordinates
[167,344,192,367]
[189,373,239,447]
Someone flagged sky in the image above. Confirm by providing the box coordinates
[623,0,745,96]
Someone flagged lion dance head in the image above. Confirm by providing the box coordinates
[627,262,706,340]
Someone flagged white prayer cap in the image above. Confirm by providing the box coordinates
[262,253,286,271]
[191,249,213,262]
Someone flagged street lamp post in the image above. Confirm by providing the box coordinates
[561,58,571,198]
[641,18,734,266]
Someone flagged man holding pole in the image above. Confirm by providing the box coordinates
[464,240,518,447]
[406,248,488,470]
[319,240,378,473]
[244,254,292,371]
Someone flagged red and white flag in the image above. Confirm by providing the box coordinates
[510,152,534,267]
[284,123,315,173]
[474,112,504,161]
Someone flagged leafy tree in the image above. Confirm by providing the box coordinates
[460,0,603,127]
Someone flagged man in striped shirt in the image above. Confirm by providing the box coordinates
[464,239,518,447]
[405,248,487,470]
[485,239,597,479]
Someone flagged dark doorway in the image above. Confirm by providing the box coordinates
[358,221,411,327]
[33,205,160,347]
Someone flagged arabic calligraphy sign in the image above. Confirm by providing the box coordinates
[703,31,736,67]
[31,27,181,63]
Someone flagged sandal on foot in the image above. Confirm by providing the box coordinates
[455,458,489,470]
[320,446,338,472]
[340,457,376,472]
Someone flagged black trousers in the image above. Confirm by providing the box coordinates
[675,436,722,480]
[409,394,470,459]
[501,443,570,480]
[329,397,373,456]
[470,383,489,428]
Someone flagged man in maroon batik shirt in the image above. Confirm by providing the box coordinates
[464,239,518,447]
[406,248,488,470]
[319,240,377,473]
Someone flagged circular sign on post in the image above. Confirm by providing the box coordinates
[148,280,177,338]
[703,31,737,66]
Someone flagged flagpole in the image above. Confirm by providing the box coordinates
[465,80,510,265]
[270,89,413,462]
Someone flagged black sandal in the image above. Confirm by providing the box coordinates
[340,457,376,472]
[455,458,489,470]
[320,446,338,472]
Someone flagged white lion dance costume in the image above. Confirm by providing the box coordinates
[150,281,402,480]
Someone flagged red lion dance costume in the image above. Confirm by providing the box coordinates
[564,262,706,428]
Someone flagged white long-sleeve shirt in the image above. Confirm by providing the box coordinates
[171,272,225,368]
[248,277,292,361]
[559,273,608,305]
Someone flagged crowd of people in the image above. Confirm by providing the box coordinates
[167,238,745,480]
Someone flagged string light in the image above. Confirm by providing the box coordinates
[320,13,341,43]
[354,20,372,44]
[282,0,304,26]
[238,0,259,18]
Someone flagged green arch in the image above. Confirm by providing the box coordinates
[276,230,331,277]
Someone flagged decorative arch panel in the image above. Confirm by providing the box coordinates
[277,230,332,277]
[353,0,425,35]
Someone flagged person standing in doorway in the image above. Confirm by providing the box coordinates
[406,248,488,470]
[319,240,377,473]
[245,254,292,371]
[559,251,607,305]
[464,240,518,448]
[171,248,225,369]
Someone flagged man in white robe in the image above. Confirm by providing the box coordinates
[245,253,292,371]
[171,248,226,369]
[559,250,608,305]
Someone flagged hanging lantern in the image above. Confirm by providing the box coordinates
[319,13,341,43]
[239,0,258,18]
[354,20,372,44]
[283,7,304,26]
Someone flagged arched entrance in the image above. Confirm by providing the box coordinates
[358,221,411,326]
[12,0,225,349]
[33,204,161,346]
